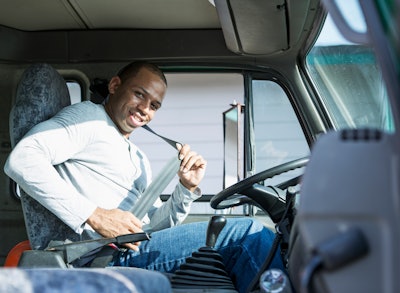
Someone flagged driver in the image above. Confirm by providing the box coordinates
[4,61,284,293]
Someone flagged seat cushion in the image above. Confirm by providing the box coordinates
[0,267,172,293]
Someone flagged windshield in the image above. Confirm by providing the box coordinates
[306,3,394,132]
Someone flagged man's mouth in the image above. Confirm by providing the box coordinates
[129,111,145,127]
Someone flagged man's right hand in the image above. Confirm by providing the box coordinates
[86,207,143,251]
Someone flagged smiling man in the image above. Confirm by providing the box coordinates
[85,62,206,249]
[4,61,283,293]
[105,63,165,135]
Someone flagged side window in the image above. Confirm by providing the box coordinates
[252,80,309,186]
[66,81,82,104]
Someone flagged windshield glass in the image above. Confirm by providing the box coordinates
[306,3,394,132]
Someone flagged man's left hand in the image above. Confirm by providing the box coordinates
[177,144,207,192]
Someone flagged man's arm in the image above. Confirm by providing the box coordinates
[145,144,206,231]
[4,112,97,233]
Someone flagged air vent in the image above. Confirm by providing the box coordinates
[340,128,382,141]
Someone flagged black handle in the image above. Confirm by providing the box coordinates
[206,216,227,247]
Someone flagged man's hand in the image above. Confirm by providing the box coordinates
[177,144,207,192]
[86,207,143,251]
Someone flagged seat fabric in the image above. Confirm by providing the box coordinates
[10,63,82,250]
[0,267,172,293]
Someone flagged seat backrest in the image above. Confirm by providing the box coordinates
[10,63,81,249]
[288,129,400,292]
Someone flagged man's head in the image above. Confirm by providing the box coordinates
[105,61,167,138]
[117,61,167,87]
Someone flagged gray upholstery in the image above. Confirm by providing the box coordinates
[0,267,172,293]
[289,129,400,292]
[10,64,82,249]
[10,63,71,147]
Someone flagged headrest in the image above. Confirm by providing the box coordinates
[90,78,109,104]
[10,63,71,147]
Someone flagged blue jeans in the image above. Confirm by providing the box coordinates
[110,218,284,293]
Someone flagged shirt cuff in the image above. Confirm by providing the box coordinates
[177,181,202,201]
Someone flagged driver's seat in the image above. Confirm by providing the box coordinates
[9,63,84,251]
[9,64,149,262]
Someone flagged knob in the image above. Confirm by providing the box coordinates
[206,215,227,247]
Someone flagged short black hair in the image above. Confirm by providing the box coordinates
[117,61,167,86]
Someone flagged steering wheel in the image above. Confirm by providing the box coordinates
[210,157,309,219]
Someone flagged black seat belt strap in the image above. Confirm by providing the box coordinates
[142,125,182,150]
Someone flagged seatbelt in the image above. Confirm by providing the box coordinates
[142,125,182,150]
[89,126,182,267]
[130,125,183,221]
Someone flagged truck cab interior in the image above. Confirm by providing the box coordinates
[0,0,399,292]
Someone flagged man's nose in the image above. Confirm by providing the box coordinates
[137,99,151,114]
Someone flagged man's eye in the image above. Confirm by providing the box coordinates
[151,103,160,111]
[135,91,144,98]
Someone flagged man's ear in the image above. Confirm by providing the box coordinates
[108,76,121,94]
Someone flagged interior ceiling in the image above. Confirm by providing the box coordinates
[0,0,221,31]
[0,0,322,58]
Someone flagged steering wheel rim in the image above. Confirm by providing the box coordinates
[210,156,309,210]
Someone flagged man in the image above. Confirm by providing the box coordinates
[4,61,283,293]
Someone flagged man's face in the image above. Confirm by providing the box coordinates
[106,67,166,137]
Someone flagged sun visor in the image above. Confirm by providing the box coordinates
[215,0,311,56]
[215,0,288,55]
